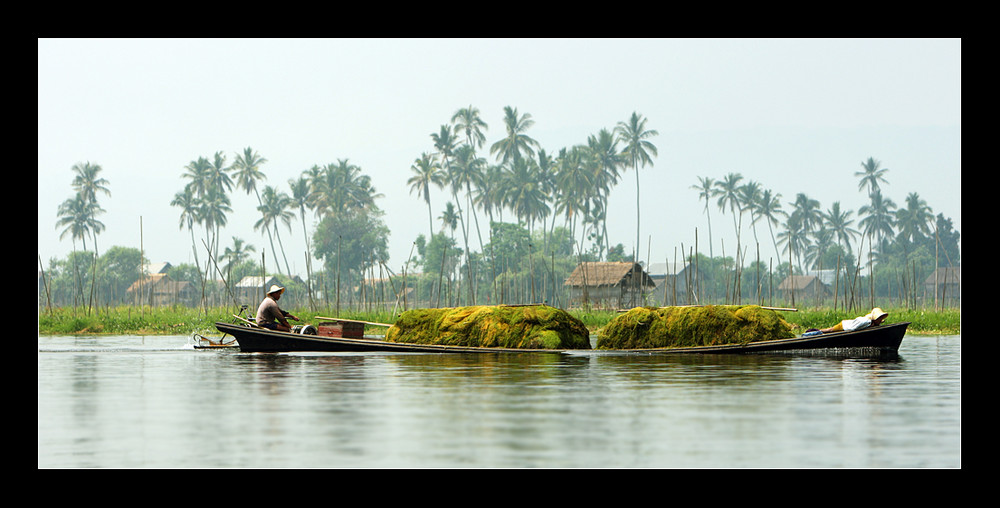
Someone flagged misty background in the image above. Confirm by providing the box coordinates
[38,38,960,287]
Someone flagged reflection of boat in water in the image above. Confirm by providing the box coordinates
[195,313,371,349]
[214,321,909,358]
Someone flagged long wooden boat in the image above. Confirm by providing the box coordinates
[214,321,909,357]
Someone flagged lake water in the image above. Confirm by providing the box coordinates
[38,333,960,468]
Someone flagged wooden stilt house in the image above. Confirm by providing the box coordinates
[924,266,960,307]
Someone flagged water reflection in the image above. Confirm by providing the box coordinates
[38,334,960,468]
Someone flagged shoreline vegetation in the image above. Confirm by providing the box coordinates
[37,305,960,337]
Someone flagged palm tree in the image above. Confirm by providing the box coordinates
[738,180,763,247]
[208,151,234,194]
[452,105,488,152]
[256,185,295,275]
[222,237,256,276]
[472,163,504,225]
[198,185,232,270]
[855,157,889,197]
[587,129,623,258]
[433,125,471,267]
[182,157,214,199]
[231,147,274,265]
[823,201,859,254]
[451,106,489,250]
[778,213,809,271]
[289,176,313,254]
[56,194,99,253]
[69,161,110,308]
[615,111,658,271]
[302,164,324,212]
[170,186,203,271]
[804,226,836,271]
[785,193,822,271]
[504,157,550,236]
[231,147,268,200]
[691,177,716,259]
[754,188,786,262]
[439,202,459,236]
[451,144,487,252]
[859,190,897,251]
[553,146,594,243]
[408,152,445,239]
[56,194,98,306]
[490,106,540,165]
[895,192,934,244]
[432,124,459,167]
[70,161,111,206]
[533,149,561,253]
[714,173,744,254]
[183,155,231,264]
[312,159,380,217]
[790,193,823,234]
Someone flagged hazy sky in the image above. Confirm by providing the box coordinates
[38,38,961,277]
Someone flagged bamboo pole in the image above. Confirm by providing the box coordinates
[39,254,53,316]
[336,235,341,315]
[139,216,144,318]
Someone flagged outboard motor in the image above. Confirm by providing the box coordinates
[293,324,317,335]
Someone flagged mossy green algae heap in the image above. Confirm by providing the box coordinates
[596,305,795,349]
[385,305,591,349]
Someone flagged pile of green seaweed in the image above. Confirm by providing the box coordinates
[385,305,591,350]
[596,305,795,349]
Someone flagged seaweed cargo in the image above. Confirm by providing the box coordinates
[596,305,795,349]
[385,305,591,350]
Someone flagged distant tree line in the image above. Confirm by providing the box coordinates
[43,107,959,313]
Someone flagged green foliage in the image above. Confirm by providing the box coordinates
[38,305,226,335]
[417,232,463,277]
[483,221,532,272]
[312,206,390,278]
[386,305,590,349]
[596,305,795,349]
[35,304,960,337]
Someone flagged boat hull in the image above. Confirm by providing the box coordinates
[214,321,909,357]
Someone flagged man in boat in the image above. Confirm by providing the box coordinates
[256,285,300,332]
[817,307,888,333]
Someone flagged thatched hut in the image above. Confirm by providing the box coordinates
[563,262,656,309]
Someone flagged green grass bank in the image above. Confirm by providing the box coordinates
[37,305,960,337]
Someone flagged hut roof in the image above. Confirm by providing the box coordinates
[235,275,282,288]
[647,261,693,277]
[924,266,961,285]
[126,273,168,293]
[563,262,655,288]
[802,269,839,286]
[778,275,823,290]
[143,262,172,275]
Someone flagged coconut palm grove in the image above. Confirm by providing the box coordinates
[42,106,960,315]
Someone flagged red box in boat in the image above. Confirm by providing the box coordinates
[317,320,365,339]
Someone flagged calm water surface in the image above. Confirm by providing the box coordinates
[38,333,960,468]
